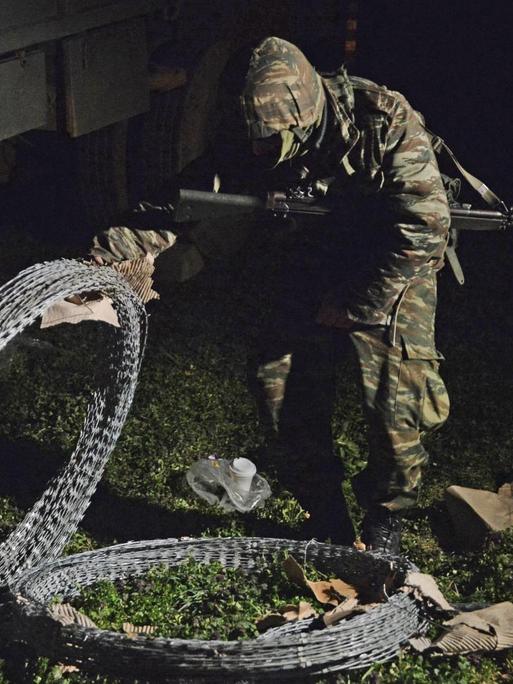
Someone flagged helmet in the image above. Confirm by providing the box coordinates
[241,37,326,162]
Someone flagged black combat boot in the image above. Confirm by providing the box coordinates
[361,506,402,555]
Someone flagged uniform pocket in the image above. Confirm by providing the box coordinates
[401,336,445,362]
[394,335,448,431]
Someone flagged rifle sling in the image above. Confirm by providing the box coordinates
[426,129,508,285]
[428,131,505,211]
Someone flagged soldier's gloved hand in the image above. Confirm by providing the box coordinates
[316,297,355,330]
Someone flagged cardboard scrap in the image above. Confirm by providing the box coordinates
[445,483,513,547]
[40,254,159,329]
[408,636,433,653]
[433,624,497,654]
[401,572,455,613]
[257,557,510,642]
[122,623,157,638]
[281,601,317,622]
[49,602,97,629]
[498,482,513,499]
[110,255,160,304]
[275,555,396,632]
[57,665,80,674]
[435,602,513,653]
[409,602,513,656]
[41,295,120,329]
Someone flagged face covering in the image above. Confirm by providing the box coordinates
[241,37,326,150]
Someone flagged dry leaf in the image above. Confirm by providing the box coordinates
[307,578,357,605]
[323,597,359,627]
[282,555,357,606]
[256,601,316,632]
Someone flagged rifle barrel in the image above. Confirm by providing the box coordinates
[173,189,266,222]
[450,207,508,231]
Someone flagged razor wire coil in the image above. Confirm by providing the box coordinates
[0,259,427,680]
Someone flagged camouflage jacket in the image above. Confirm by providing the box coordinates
[90,66,450,323]
[318,68,451,326]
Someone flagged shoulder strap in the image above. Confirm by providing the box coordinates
[428,131,507,212]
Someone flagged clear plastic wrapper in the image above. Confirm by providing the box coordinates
[186,457,271,513]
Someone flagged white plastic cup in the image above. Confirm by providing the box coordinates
[229,457,257,494]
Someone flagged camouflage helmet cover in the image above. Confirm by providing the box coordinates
[241,37,326,141]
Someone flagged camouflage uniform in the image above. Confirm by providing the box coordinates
[89,37,450,516]
[90,225,176,263]
[244,38,450,512]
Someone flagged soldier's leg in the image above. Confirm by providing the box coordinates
[251,327,355,544]
[350,273,449,546]
[248,220,356,543]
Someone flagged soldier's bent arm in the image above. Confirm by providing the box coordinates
[346,97,451,326]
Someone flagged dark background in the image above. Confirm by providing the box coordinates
[2,1,513,244]
[292,0,513,202]
[356,0,513,202]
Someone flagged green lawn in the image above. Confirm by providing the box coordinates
[0,224,512,682]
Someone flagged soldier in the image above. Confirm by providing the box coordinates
[237,37,451,553]
[90,37,451,554]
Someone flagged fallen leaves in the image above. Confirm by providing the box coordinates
[282,555,358,605]
[256,555,394,633]
[256,601,317,632]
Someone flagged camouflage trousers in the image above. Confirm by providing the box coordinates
[253,270,450,511]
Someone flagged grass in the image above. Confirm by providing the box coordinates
[66,554,330,642]
[0,224,512,681]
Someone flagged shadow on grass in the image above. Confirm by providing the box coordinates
[0,438,301,548]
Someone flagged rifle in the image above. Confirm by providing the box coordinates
[163,188,513,285]
[445,205,512,283]
[137,186,513,285]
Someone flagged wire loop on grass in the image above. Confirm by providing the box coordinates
[10,537,426,680]
[0,262,427,679]
[0,259,147,587]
